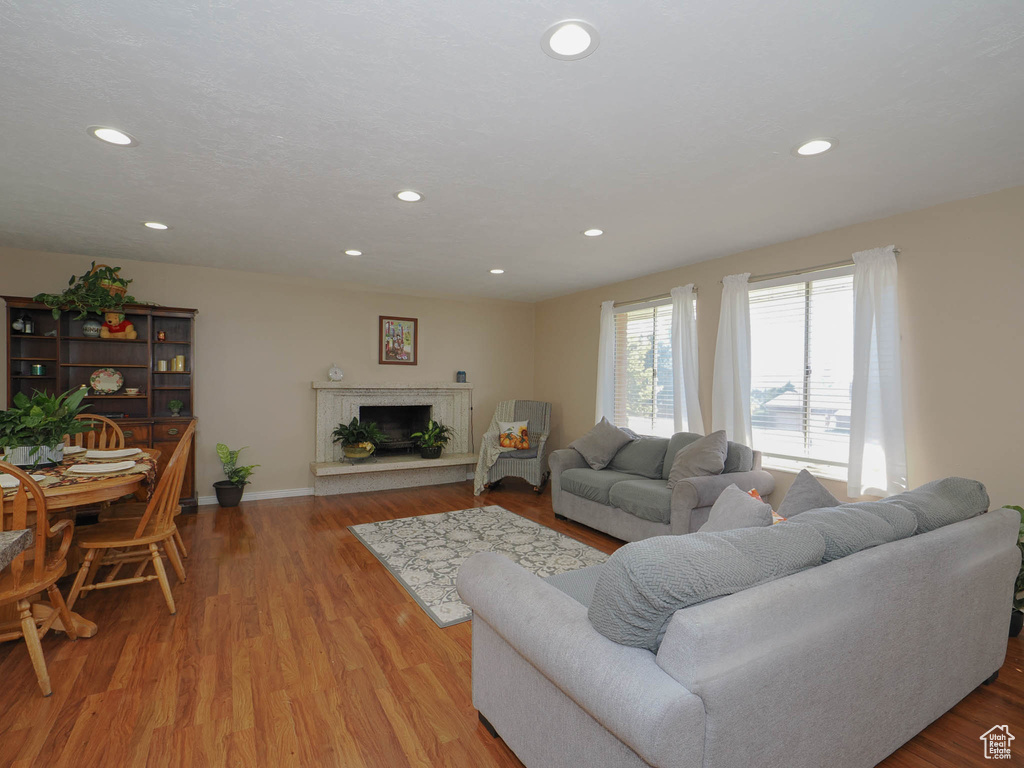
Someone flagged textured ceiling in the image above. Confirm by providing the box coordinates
[1,1,1022,301]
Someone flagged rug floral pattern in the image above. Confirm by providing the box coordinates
[349,505,608,627]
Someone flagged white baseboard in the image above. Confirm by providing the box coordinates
[197,487,315,506]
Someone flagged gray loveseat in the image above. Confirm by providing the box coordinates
[550,432,776,540]
[458,494,1021,768]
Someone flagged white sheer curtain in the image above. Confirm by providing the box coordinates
[671,284,703,433]
[594,300,616,423]
[848,245,907,497]
[712,273,752,445]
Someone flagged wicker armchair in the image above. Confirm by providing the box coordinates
[485,400,552,493]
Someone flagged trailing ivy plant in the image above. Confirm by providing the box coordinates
[0,388,92,451]
[216,443,259,487]
[34,262,137,319]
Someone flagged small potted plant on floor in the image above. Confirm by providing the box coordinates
[331,418,388,460]
[409,419,454,459]
[0,388,91,467]
[214,443,259,507]
[1005,505,1024,637]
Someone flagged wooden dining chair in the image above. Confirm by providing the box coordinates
[66,420,195,616]
[0,462,78,696]
[65,414,126,451]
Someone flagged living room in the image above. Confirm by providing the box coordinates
[1,2,1022,767]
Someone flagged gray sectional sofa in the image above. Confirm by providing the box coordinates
[550,431,776,541]
[458,483,1022,768]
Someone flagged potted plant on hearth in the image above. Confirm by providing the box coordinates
[0,388,91,467]
[409,419,454,459]
[1004,505,1024,637]
[214,443,259,507]
[331,418,388,460]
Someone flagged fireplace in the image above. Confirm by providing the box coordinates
[359,404,431,455]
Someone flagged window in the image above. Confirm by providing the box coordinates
[748,267,853,478]
[611,300,681,437]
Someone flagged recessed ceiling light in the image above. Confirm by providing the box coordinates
[490,269,505,274]
[395,190,423,202]
[87,126,138,146]
[794,138,835,156]
[542,20,600,60]
[583,228,604,237]
[143,221,169,230]
[345,249,363,256]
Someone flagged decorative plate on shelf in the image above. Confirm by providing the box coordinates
[89,368,123,394]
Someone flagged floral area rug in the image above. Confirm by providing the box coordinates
[348,505,609,627]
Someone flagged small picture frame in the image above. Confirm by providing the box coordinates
[379,316,418,365]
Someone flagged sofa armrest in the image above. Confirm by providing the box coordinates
[669,469,775,533]
[458,552,705,768]
[549,448,588,513]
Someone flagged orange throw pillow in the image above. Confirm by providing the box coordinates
[498,421,530,450]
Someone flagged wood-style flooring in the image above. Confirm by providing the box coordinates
[0,481,1020,767]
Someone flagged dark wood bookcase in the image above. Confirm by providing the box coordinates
[3,297,198,509]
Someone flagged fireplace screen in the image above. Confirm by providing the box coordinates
[358,405,431,455]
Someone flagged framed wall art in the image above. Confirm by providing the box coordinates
[379,315,418,365]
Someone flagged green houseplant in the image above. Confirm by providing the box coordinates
[33,262,137,319]
[409,419,454,459]
[331,418,388,460]
[0,388,91,467]
[168,399,184,417]
[1005,505,1024,637]
[214,443,259,507]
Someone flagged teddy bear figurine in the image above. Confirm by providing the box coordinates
[99,311,138,339]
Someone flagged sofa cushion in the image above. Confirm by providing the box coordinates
[723,441,754,474]
[666,431,728,489]
[786,504,916,562]
[608,437,669,479]
[560,468,639,505]
[608,479,673,524]
[882,476,989,534]
[698,484,773,532]
[544,563,605,608]
[588,524,827,652]
[776,469,841,518]
[569,418,634,470]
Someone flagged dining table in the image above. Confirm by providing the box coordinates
[0,447,160,637]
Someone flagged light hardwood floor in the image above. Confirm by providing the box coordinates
[0,481,1020,767]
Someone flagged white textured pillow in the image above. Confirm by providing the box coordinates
[698,484,774,532]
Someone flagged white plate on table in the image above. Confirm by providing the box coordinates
[84,448,143,460]
[63,445,87,455]
[0,473,46,489]
[68,461,136,475]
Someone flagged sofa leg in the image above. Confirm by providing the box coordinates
[554,513,567,521]
[478,711,499,738]
[983,670,999,686]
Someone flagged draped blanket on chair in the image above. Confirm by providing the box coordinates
[473,400,516,495]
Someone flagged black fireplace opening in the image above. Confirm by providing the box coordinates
[359,405,431,455]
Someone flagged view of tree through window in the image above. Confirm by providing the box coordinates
[749,271,854,476]
[612,302,675,437]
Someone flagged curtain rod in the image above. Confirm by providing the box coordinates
[613,287,697,309]
[723,248,900,285]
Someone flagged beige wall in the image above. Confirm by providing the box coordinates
[534,185,1024,509]
[1,249,535,496]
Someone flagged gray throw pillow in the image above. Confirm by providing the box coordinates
[698,484,773,532]
[588,524,827,652]
[569,418,634,470]
[776,469,841,518]
[666,430,728,489]
[608,437,670,479]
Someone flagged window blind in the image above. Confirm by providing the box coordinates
[612,302,675,437]
[749,272,853,473]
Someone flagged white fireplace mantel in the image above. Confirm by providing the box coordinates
[310,381,475,495]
